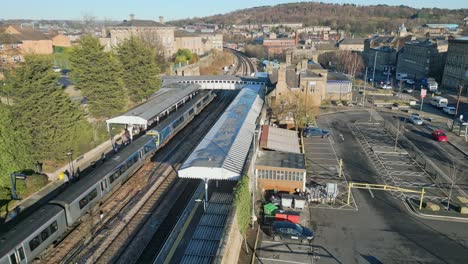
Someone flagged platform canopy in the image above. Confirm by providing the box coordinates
[106,83,199,130]
[178,84,265,181]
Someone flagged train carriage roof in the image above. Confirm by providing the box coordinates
[0,204,63,257]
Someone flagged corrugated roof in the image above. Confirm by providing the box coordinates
[259,125,301,154]
[178,85,264,181]
[181,193,232,264]
[106,83,199,127]
[340,38,365,45]
[256,150,306,170]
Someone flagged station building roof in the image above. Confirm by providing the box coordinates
[106,83,199,129]
[256,150,305,171]
[259,125,301,154]
[178,84,264,181]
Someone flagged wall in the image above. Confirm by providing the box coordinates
[214,208,243,264]
[174,63,200,76]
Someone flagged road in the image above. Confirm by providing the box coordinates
[257,111,468,264]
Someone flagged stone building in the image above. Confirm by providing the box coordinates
[338,38,365,52]
[362,35,412,73]
[104,15,176,58]
[174,30,223,55]
[442,37,468,90]
[396,39,448,81]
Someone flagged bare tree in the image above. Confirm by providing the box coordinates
[137,30,169,72]
[446,162,459,211]
[81,12,96,33]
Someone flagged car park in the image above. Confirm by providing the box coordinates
[270,221,314,244]
[303,127,330,138]
[408,114,423,125]
[443,106,456,115]
[431,129,448,142]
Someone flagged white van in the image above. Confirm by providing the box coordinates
[430,96,448,108]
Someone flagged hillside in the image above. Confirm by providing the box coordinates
[170,2,468,34]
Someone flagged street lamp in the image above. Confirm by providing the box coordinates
[372,51,378,87]
[10,172,26,200]
[67,150,74,179]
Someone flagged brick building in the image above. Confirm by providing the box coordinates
[263,38,297,55]
[397,39,448,81]
[442,37,468,90]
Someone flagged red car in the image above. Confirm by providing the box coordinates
[431,130,448,142]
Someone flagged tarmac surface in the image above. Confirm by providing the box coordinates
[255,111,468,264]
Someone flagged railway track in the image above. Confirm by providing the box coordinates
[224,47,257,76]
[40,90,237,264]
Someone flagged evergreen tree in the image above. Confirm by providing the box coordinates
[70,35,127,118]
[0,104,33,188]
[115,36,161,103]
[7,55,88,162]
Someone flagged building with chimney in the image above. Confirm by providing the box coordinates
[441,37,468,90]
[103,15,176,58]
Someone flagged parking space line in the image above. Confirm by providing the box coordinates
[368,187,375,198]
[258,258,309,264]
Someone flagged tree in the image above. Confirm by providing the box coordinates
[70,35,127,118]
[137,30,170,73]
[0,104,33,189]
[174,49,194,64]
[5,55,90,162]
[115,36,162,103]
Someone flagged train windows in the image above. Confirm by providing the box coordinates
[40,229,50,241]
[50,221,58,234]
[196,102,202,108]
[28,235,41,252]
[172,116,185,129]
[18,247,25,261]
[203,96,209,103]
[79,188,98,209]
[189,109,194,116]
[89,189,98,202]
[9,254,17,264]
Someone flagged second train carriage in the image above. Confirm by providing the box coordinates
[0,90,215,264]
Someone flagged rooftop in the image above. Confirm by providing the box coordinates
[4,25,50,41]
[256,150,306,170]
[339,38,365,45]
[178,85,264,181]
[423,24,459,29]
[259,125,301,154]
[106,83,199,128]
[114,19,169,28]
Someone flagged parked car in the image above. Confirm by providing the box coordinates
[303,127,330,138]
[271,221,314,244]
[431,129,448,142]
[443,106,456,115]
[405,79,415,85]
[408,114,423,125]
[403,87,414,93]
[381,84,392,90]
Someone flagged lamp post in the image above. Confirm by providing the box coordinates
[67,150,74,178]
[372,51,378,87]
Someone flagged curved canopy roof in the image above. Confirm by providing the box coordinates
[178,84,264,181]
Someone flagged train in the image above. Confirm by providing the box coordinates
[0,90,216,264]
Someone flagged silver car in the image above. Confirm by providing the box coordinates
[408,114,423,125]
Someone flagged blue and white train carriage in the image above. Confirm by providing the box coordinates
[0,90,215,264]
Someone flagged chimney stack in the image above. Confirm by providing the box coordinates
[159,16,164,24]
[130,14,135,20]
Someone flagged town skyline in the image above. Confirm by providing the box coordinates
[1,0,467,21]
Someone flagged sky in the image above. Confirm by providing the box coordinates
[0,0,466,21]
